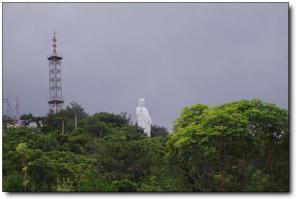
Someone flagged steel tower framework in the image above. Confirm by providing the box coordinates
[48,33,64,113]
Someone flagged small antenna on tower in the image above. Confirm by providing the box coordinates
[52,32,57,53]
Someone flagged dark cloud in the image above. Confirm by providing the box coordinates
[3,3,288,131]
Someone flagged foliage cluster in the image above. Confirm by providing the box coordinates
[3,99,288,192]
[168,99,289,191]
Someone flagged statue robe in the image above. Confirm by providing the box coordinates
[136,106,152,137]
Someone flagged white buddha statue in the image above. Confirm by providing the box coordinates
[136,98,152,137]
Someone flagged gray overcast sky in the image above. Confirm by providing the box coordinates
[3,3,288,131]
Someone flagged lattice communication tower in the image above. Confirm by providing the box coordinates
[48,32,64,113]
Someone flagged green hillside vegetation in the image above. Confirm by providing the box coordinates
[2,99,289,192]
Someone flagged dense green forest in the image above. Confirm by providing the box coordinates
[2,99,289,192]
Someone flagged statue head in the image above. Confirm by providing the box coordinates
[138,98,145,107]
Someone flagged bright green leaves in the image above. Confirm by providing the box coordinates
[16,143,30,159]
[15,143,30,191]
[168,99,289,191]
[173,104,209,132]
[3,99,288,192]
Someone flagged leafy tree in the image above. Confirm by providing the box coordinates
[16,143,30,191]
[42,113,63,133]
[151,125,169,137]
[167,99,288,191]
[42,102,88,134]
[3,174,24,192]
[79,112,131,138]
[3,100,289,192]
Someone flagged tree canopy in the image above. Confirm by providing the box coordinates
[2,99,288,192]
[167,99,288,191]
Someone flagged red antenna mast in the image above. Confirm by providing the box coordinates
[52,32,57,52]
